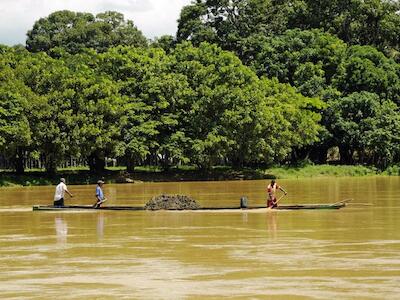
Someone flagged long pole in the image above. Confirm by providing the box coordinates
[330,198,352,206]
[267,193,287,210]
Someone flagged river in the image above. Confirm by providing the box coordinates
[0,177,399,299]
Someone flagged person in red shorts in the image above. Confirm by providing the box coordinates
[267,180,287,208]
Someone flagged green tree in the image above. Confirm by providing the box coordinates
[172,41,267,168]
[15,52,75,173]
[172,42,324,167]
[71,77,125,173]
[259,78,325,164]
[26,10,148,54]
[363,100,400,168]
[177,0,294,53]
[0,47,33,174]
[297,0,400,57]
[325,91,400,167]
[99,46,192,171]
[15,49,124,174]
[177,0,400,61]
[332,45,400,103]
[150,35,177,53]
[252,29,347,97]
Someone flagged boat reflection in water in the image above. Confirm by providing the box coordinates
[267,212,277,239]
[54,216,68,246]
[54,213,105,244]
[97,213,105,240]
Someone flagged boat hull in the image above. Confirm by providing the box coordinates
[33,203,346,211]
[32,205,144,211]
[275,203,346,210]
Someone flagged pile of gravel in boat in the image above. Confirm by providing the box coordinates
[144,194,200,210]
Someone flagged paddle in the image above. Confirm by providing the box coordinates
[347,202,372,206]
[329,198,352,206]
[267,193,287,210]
[94,197,107,208]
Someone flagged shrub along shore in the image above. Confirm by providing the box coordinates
[1,164,399,187]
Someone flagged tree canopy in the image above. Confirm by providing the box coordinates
[1,5,400,173]
[325,92,400,168]
[26,10,148,54]
[177,0,400,60]
[0,47,33,173]
[0,41,324,172]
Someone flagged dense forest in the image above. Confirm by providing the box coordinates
[1,1,400,175]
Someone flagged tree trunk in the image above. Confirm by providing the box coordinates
[88,153,105,174]
[339,146,353,165]
[308,145,329,164]
[161,151,171,171]
[126,154,135,173]
[45,154,57,175]
[14,148,25,175]
[231,154,244,168]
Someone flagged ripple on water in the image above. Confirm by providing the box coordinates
[1,256,399,299]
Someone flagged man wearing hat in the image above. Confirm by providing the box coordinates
[54,178,73,207]
[93,180,107,208]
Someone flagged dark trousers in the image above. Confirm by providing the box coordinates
[54,198,64,207]
[267,198,277,208]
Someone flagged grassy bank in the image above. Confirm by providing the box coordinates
[264,164,379,178]
[0,164,395,187]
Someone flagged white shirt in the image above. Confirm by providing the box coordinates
[54,182,67,200]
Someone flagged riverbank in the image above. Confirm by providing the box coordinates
[0,164,398,187]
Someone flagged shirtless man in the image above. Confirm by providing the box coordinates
[267,180,287,208]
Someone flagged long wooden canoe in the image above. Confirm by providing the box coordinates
[33,205,144,211]
[274,203,346,210]
[32,202,347,211]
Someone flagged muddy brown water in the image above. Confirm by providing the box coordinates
[1,177,399,299]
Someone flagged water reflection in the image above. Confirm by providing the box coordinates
[267,212,277,238]
[54,216,68,245]
[241,212,248,224]
[97,213,105,240]
[54,213,107,244]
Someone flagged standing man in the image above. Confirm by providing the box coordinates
[93,180,107,208]
[54,178,73,207]
[267,180,287,208]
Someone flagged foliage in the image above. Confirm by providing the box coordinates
[171,42,324,168]
[251,29,347,97]
[295,0,400,57]
[332,45,400,103]
[383,165,400,176]
[177,0,400,59]
[26,10,148,54]
[325,92,400,168]
[99,46,192,170]
[260,78,325,161]
[177,0,293,53]
[9,49,126,173]
[2,3,400,174]
[150,35,177,53]
[171,42,266,168]
[264,164,378,179]
[0,47,32,173]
